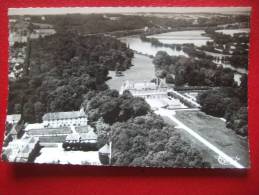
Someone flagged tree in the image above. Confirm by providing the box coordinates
[227,107,248,136]
[198,86,248,136]
[165,74,174,84]
[9,32,134,123]
[237,74,248,104]
[110,114,210,168]
[34,101,45,122]
[175,70,186,86]
[131,97,150,117]
[23,102,35,123]
[14,104,22,114]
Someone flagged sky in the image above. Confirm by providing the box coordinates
[8,7,251,15]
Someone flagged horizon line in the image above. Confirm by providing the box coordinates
[9,7,252,16]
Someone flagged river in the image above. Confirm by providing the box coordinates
[147,30,211,47]
[106,53,156,91]
[119,36,187,56]
[106,29,248,89]
[215,28,250,36]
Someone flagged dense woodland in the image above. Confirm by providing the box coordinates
[153,50,247,136]
[111,114,210,167]
[11,13,249,36]
[8,32,133,122]
[83,89,210,168]
[201,29,249,69]
[153,51,235,87]
[27,14,192,35]
[83,89,150,125]
[148,26,249,137]
[197,75,248,136]
[144,31,248,136]
[8,29,211,167]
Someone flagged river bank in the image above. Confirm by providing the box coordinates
[128,30,248,84]
[106,28,250,90]
[106,53,156,91]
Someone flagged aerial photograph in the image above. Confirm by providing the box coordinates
[2,7,250,168]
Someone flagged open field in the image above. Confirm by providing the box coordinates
[162,116,227,168]
[175,110,250,167]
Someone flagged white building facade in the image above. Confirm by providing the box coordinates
[42,108,88,128]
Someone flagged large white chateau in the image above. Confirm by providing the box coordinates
[119,80,200,110]
[42,108,87,128]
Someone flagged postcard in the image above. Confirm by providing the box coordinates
[2,7,250,168]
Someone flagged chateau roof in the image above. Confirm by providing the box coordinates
[125,82,157,91]
[43,110,86,121]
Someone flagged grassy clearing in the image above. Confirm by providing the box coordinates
[175,110,250,167]
[162,115,227,168]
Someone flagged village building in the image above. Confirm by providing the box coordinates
[5,114,24,140]
[2,136,40,163]
[192,19,199,25]
[9,18,56,46]
[9,32,28,46]
[9,19,17,23]
[103,15,120,21]
[32,22,53,29]
[30,28,56,39]
[144,26,149,32]
[9,19,30,46]
[24,17,31,22]
[6,114,21,124]
[8,125,22,140]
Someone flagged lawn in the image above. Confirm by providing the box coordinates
[175,110,250,167]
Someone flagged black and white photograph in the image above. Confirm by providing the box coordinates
[2,7,250,168]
